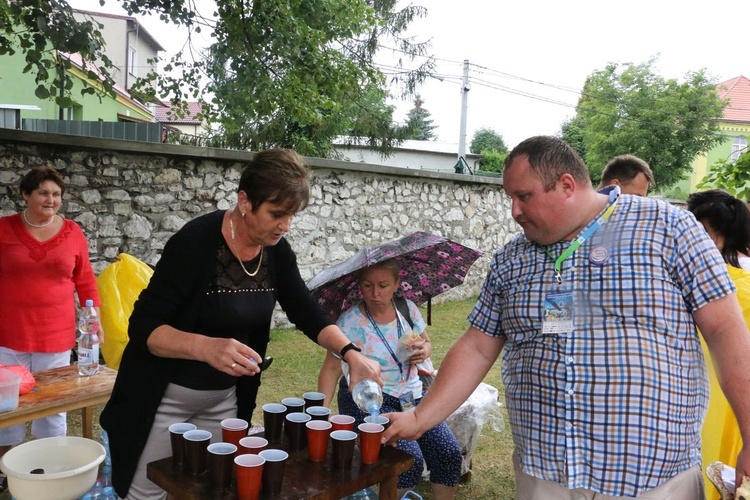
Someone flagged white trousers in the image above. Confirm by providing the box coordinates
[514,449,705,500]
[125,383,238,500]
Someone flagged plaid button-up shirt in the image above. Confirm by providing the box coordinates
[469,191,735,497]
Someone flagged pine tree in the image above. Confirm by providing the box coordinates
[403,95,437,140]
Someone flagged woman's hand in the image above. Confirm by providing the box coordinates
[408,339,431,366]
[346,351,382,390]
[200,337,263,377]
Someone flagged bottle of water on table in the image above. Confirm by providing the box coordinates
[78,299,100,376]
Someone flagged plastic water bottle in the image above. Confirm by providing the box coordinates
[88,479,103,499]
[351,378,383,416]
[100,430,112,467]
[100,464,112,489]
[78,299,100,376]
[101,486,117,499]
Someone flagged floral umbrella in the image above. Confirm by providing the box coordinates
[307,231,483,323]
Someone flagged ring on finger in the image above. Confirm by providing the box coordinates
[231,362,237,369]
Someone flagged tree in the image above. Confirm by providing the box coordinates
[469,127,507,173]
[403,95,437,140]
[561,58,727,189]
[697,147,750,201]
[0,0,116,108]
[2,0,433,157]
[470,127,507,155]
[476,150,506,173]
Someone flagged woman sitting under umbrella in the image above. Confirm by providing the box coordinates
[318,259,462,500]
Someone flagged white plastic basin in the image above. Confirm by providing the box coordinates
[0,436,105,500]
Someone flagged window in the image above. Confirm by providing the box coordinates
[62,106,83,121]
[128,45,137,77]
[731,136,747,162]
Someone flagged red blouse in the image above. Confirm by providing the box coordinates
[0,213,100,352]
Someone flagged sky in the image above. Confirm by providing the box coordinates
[67,0,750,149]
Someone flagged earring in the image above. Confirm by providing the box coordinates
[242,212,245,218]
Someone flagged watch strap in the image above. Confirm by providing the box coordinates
[339,342,361,359]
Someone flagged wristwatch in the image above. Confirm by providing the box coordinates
[339,342,362,359]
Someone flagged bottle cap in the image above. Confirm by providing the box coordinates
[85,299,94,307]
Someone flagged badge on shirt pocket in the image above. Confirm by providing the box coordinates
[399,392,416,413]
[542,290,574,335]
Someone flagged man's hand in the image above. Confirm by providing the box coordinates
[381,410,423,444]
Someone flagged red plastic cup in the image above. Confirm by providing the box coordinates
[329,414,355,432]
[221,418,248,449]
[239,436,268,455]
[358,423,384,464]
[305,420,332,462]
[234,454,265,500]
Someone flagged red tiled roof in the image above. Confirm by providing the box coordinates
[717,76,750,123]
[155,102,203,124]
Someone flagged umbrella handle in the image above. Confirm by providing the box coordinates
[427,297,432,326]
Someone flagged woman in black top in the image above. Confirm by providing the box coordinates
[100,149,381,499]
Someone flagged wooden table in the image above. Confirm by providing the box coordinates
[0,364,117,438]
[148,435,414,500]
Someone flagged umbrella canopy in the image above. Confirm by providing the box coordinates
[308,231,483,323]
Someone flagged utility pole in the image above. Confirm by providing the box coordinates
[457,59,470,173]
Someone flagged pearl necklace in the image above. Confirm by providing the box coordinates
[228,213,264,277]
[22,210,55,228]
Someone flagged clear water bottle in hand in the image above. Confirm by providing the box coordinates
[351,378,383,417]
[78,299,100,376]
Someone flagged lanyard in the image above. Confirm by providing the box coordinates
[543,190,618,284]
[363,301,405,379]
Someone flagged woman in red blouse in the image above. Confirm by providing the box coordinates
[0,167,101,470]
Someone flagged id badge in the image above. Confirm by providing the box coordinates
[542,290,574,335]
[399,392,416,413]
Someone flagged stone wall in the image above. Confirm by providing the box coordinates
[0,129,518,324]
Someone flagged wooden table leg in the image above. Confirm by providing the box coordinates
[82,406,93,439]
[378,474,399,500]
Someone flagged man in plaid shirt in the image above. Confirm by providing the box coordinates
[384,136,750,499]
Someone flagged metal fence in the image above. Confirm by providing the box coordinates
[22,119,163,143]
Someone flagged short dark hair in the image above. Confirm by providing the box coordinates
[503,136,591,191]
[687,189,750,268]
[600,155,655,188]
[238,149,310,213]
[19,167,65,196]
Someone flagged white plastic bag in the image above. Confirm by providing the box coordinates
[442,382,505,477]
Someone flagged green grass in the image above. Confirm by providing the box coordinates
[51,297,515,500]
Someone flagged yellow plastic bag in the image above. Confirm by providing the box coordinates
[702,265,750,500]
[96,253,153,370]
